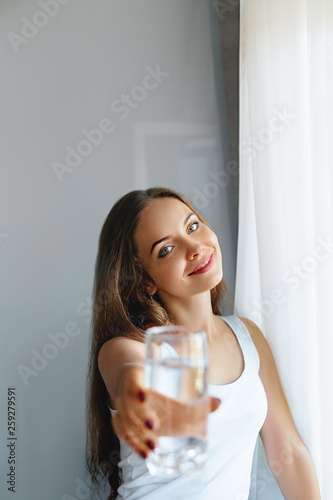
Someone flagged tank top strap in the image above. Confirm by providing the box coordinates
[221,315,260,374]
[160,342,179,359]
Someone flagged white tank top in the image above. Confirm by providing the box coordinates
[111,316,268,500]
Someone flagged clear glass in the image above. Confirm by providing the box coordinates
[145,325,209,476]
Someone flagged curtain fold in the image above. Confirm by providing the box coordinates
[236,1,333,498]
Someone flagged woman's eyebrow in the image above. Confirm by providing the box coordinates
[150,235,170,254]
[150,212,195,254]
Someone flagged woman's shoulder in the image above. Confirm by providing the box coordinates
[98,336,146,365]
[238,316,277,376]
[238,316,262,339]
[221,315,264,343]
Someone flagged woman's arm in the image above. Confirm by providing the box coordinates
[98,337,157,459]
[98,337,220,459]
[241,318,321,500]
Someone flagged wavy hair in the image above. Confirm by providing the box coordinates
[86,187,231,499]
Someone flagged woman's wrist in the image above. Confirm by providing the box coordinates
[115,363,145,400]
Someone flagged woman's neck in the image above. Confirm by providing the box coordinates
[162,292,221,340]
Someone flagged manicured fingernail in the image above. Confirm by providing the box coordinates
[138,391,146,402]
[140,450,147,459]
[146,439,155,450]
[145,419,154,430]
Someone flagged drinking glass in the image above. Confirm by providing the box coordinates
[145,325,209,476]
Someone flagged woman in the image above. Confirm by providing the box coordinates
[86,187,320,500]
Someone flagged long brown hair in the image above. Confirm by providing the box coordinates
[86,187,231,499]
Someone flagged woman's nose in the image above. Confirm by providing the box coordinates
[186,239,202,260]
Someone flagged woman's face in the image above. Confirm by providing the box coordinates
[134,197,223,306]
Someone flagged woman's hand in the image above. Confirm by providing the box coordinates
[148,388,220,439]
[111,365,220,459]
[99,337,220,459]
[111,365,158,459]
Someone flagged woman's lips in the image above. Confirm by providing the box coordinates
[189,254,214,275]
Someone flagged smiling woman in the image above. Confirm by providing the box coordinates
[86,187,320,500]
[133,196,223,310]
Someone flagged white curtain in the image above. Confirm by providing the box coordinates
[236,0,333,498]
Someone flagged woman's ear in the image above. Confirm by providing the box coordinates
[144,280,157,296]
[142,274,157,296]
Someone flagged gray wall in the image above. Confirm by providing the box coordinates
[215,0,240,218]
[0,1,237,498]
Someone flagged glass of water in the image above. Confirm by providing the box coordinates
[145,325,209,476]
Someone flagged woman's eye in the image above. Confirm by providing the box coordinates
[158,246,172,258]
[188,221,199,233]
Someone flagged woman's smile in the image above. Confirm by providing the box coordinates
[188,253,214,275]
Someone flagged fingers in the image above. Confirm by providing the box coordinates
[148,391,209,439]
[113,386,221,459]
[112,388,159,459]
[112,412,154,458]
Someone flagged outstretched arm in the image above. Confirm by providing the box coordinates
[241,318,321,500]
[98,336,157,459]
[98,336,220,459]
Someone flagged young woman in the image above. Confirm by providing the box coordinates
[86,187,320,500]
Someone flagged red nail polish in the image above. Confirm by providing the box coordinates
[140,450,147,459]
[146,439,155,450]
[138,391,146,402]
[145,419,154,430]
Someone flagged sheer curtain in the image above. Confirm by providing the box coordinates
[236,0,333,498]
